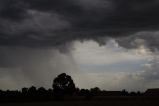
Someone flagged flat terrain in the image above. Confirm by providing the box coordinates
[1,100,159,106]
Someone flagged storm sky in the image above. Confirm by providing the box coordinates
[0,0,159,91]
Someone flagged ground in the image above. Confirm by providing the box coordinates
[1,100,159,106]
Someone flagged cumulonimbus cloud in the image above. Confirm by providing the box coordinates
[0,0,159,50]
[1,0,159,90]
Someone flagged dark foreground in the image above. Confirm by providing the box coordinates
[1,97,159,106]
[0,100,159,106]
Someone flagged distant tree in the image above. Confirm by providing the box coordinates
[90,87,101,96]
[38,87,46,93]
[75,87,80,95]
[130,91,136,96]
[28,86,37,97]
[37,87,46,95]
[28,86,36,93]
[37,87,47,99]
[52,73,76,97]
[79,89,92,100]
[137,91,141,95]
[21,87,28,97]
[22,88,28,94]
[121,89,128,96]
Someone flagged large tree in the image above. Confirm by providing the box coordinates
[52,73,76,96]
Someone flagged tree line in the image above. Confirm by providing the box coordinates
[0,73,157,102]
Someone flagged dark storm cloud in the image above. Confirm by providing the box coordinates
[0,0,27,21]
[116,31,159,51]
[24,0,159,30]
[0,0,159,48]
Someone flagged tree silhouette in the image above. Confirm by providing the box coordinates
[27,86,37,98]
[22,87,28,95]
[90,87,101,96]
[52,73,76,97]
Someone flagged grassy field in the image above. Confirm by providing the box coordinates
[1,100,159,106]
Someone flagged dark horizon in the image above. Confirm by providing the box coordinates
[0,73,159,103]
[0,73,158,92]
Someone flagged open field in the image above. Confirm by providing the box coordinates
[1,99,159,106]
